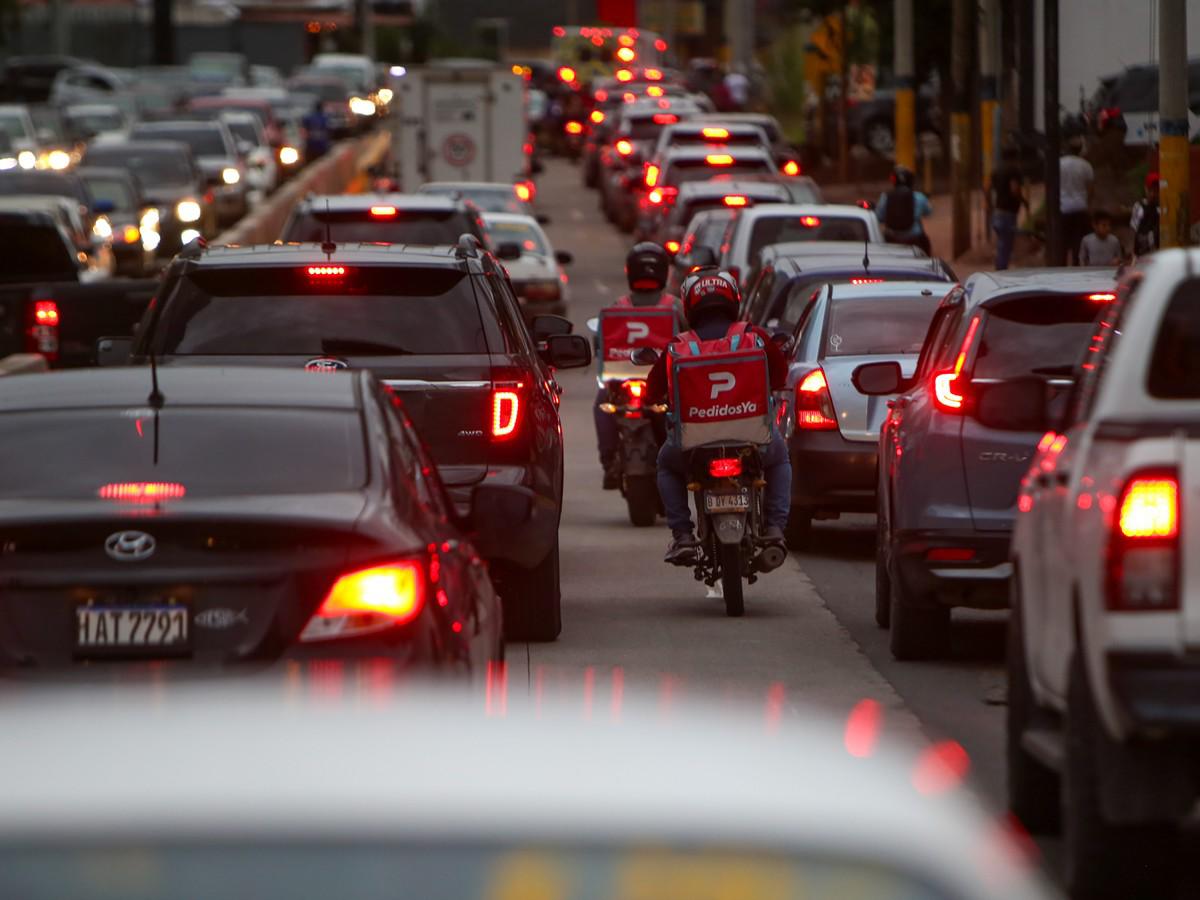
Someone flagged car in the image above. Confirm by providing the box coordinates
[650,119,772,160]
[860,269,1119,660]
[1083,58,1200,145]
[61,102,131,143]
[693,111,802,170]
[48,62,136,109]
[0,104,41,168]
[741,242,954,333]
[0,685,1056,900]
[0,54,89,104]
[107,239,592,642]
[129,120,248,226]
[0,169,98,236]
[833,77,943,157]
[418,181,536,215]
[187,51,248,87]
[78,166,159,276]
[779,282,954,547]
[667,207,737,294]
[0,365,505,673]
[0,194,113,281]
[720,204,888,291]
[481,211,573,318]
[652,179,793,253]
[188,94,285,151]
[82,140,216,254]
[283,193,490,247]
[217,110,278,195]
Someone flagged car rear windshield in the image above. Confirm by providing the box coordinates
[135,127,227,158]
[151,266,490,356]
[667,159,773,185]
[971,293,1108,380]
[0,172,88,204]
[749,216,869,260]
[825,293,944,357]
[1147,278,1200,398]
[224,120,263,146]
[623,118,672,141]
[778,273,945,329]
[285,210,474,246]
[82,176,135,212]
[0,408,365,499]
[0,222,74,282]
[421,187,517,214]
[83,147,194,188]
[484,219,548,255]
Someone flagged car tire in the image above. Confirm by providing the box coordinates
[718,541,744,617]
[624,475,658,527]
[500,539,562,643]
[1062,653,1177,900]
[888,575,950,660]
[784,507,812,550]
[874,513,891,629]
[1005,585,1061,833]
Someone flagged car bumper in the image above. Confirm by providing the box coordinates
[789,429,877,512]
[1108,653,1200,733]
[446,465,559,571]
[893,528,1013,609]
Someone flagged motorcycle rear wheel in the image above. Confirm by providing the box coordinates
[718,542,745,617]
[624,475,658,527]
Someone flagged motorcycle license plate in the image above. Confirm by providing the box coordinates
[704,490,750,513]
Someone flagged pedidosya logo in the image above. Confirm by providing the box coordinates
[687,371,760,419]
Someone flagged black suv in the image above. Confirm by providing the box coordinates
[103,237,592,641]
[283,194,489,248]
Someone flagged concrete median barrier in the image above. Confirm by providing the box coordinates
[214,130,391,246]
[0,354,48,376]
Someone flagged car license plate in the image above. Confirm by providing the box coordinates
[75,605,189,650]
[705,491,750,513]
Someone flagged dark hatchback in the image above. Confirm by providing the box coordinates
[0,366,505,673]
[108,240,591,641]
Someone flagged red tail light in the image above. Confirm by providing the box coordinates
[1107,472,1179,612]
[25,299,59,361]
[616,139,634,156]
[781,160,801,176]
[616,69,634,82]
[709,457,743,477]
[652,113,679,125]
[1088,292,1116,302]
[723,195,749,207]
[307,265,346,277]
[369,205,397,218]
[622,378,645,414]
[932,315,981,413]
[706,153,734,166]
[799,215,821,227]
[301,560,426,642]
[702,127,730,140]
[594,89,608,102]
[644,68,663,81]
[590,109,606,124]
[492,388,522,439]
[98,482,186,502]
[648,188,664,205]
[557,66,576,83]
[514,182,533,202]
[664,239,680,254]
[644,163,659,187]
[796,369,837,430]
[564,121,583,135]
[616,46,636,63]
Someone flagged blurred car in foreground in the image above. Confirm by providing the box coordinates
[0,366,504,673]
[482,211,572,318]
[0,686,1054,900]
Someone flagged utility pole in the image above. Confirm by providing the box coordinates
[357,0,375,59]
[1017,0,1034,136]
[893,0,915,172]
[950,0,972,258]
[978,0,999,204]
[1159,0,1190,248]
[837,6,849,182]
[152,0,174,66]
[1044,0,1062,265]
[49,0,68,55]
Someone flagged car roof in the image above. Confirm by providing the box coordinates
[77,166,139,184]
[134,119,225,132]
[481,211,541,227]
[419,182,514,193]
[0,366,364,414]
[828,280,957,301]
[666,144,772,161]
[764,241,925,262]
[85,139,191,157]
[182,242,469,269]
[0,208,58,226]
[299,192,464,213]
[964,267,1118,307]
[743,203,869,223]
[0,684,1050,900]
[678,180,790,199]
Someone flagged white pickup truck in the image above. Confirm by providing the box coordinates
[1005,248,1200,900]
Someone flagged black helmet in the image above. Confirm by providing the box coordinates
[680,269,740,326]
[891,165,915,189]
[624,242,670,292]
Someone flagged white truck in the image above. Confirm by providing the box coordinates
[392,60,527,191]
[1006,248,1200,900]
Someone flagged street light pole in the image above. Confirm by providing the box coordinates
[1043,0,1062,265]
[893,0,915,172]
[978,0,1000,202]
[950,0,972,259]
[1159,0,1190,248]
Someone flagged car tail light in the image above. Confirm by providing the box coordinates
[1107,472,1179,612]
[706,153,734,166]
[645,164,659,187]
[799,215,821,227]
[492,388,522,439]
[514,182,533,202]
[655,37,668,51]
[98,482,187,502]
[723,195,749,207]
[702,127,729,140]
[664,239,680,254]
[594,89,608,102]
[926,548,976,562]
[307,265,346,277]
[557,66,576,83]
[781,160,801,176]
[590,109,606,124]
[709,457,743,478]
[616,69,634,82]
[648,188,664,205]
[932,315,981,413]
[25,299,59,361]
[616,46,636,63]
[301,560,426,642]
[644,68,663,81]
[1088,292,1116,302]
[616,139,634,156]
[564,121,583,135]
[850,277,885,284]
[653,113,678,125]
[796,369,837,430]
[369,205,397,218]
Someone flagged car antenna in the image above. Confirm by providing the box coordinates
[147,346,164,466]
[321,198,336,257]
[863,235,870,274]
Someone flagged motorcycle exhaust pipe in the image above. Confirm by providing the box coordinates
[756,543,787,573]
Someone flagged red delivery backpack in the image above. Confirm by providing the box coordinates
[666,321,772,450]
[599,305,677,364]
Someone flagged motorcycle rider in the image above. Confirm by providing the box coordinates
[594,242,685,489]
[645,270,792,564]
[876,165,933,255]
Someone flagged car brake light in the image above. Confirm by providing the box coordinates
[702,127,729,139]
[648,188,664,205]
[616,139,634,156]
[557,66,576,83]
[644,68,663,81]
[706,153,734,166]
[850,278,885,284]
[1088,292,1116,302]
[594,89,608,102]
[307,265,346,277]
[564,121,584,135]
[799,215,821,227]
[98,482,187,502]
[796,369,838,430]
[25,299,59,361]
[1107,472,1180,612]
[664,239,680,254]
[653,113,678,124]
[369,205,397,218]
[616,46,636,63]
[301,560,426,642]
[932,315,981,413]
[514,182,533,202]
[645,164,659,187]
[709,457,743,478]
[781,160,801,176]
[646,85,664,97]
[723,195,749,207]
[33,300,58,326]
[492,389,521,438]
[590,109,606,124]
[616,69,634,82]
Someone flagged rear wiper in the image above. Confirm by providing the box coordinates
[321,338,411,355]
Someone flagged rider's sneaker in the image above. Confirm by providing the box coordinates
[664,529,699,565]
[601,459,620,490]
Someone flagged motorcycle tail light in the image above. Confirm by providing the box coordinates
[1107,472,1179,612]
[795,369,837,430]
[664,239,680,254]
[301,560,426,642]
[709,457,742,478]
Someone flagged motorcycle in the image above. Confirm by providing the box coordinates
[597,375,666,526]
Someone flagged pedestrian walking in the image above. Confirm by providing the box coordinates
[1078,210,1123,266]
[990,146,1027,270]
[1130,172,1161,257]
[1059,136,1094,266]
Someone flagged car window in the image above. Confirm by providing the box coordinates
[790,287,823,350]
[0,172,88,204]
[285,210,473,245]
[0,221,75,282]
[1146,277,1200,398]
[0,409,366,498]
[82,176,135,211]
[152,267,493,356]
[482,273,531,355]
[134,126,228,157]
[742,266,774,321]
[748,216,869,261]
[823,292,943,357]
[969,293,1110,381]
[382,395,450,523]
[914,301,965,380]
[83,147,194,188]
[484,218,548,255]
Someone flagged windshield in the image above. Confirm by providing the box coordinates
[291,80,348,102]
[484,218,548,255]
[421,186,520,213]
[666,158,773,187]
[81,176,135,211]
[285,210,475,245]
[224,119,263,146]
[972,294,1113,380]
[134,127,228,158]
[65,110,124,138]
[824,292,944,357]
[1148,279,1200,397]
[778,273,946,329]
[152,267,489,356]
[82,147,193,188]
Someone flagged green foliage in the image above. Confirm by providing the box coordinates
[762,24,811,145]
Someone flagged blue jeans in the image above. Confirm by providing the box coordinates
[594,387,618,463]
[992,209,1018,270]
[656,434,792,533]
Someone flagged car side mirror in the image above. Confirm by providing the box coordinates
[972,378,1054,432]
[92,199,116,215]
[531,314,573,341]
[496,241,522,261]
[852,360,904,396]
[542,333,591,369]
[95,336,133,367]
[555,249,573,265]
[469,483,534,541]
[630,346,660,366]
[536,213,551,225]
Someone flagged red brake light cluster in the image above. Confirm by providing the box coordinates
[781,160,801,176]
[850,278,885,284]
[795,369,838,430]
[590,109,606,124]
[664,239,680,254]
[652,113,679,125]
[1107,471,1180,612]
[492,388,522,439]
[615,139,634,156]
[702,127,729,140]
[33,300,59,326]
[98,482,187,503]
[708,457,743,478]
[706,153,734,166]
[616,46,636,63]
[557,66,576,83]
[25,299,59,361]
[723,195,749,207]
[1118,477,1178,538]
[301,559,427,642]
[616,69,634,83]
[1088,292,1116,302]
[799,215,821,227]
[644,164,659,187]
[932,315,981,413]
[644,68,663,81]
[564,121,584,135]
[514,181,534,202]
[369,205,397,218]
[307,265,346,277]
